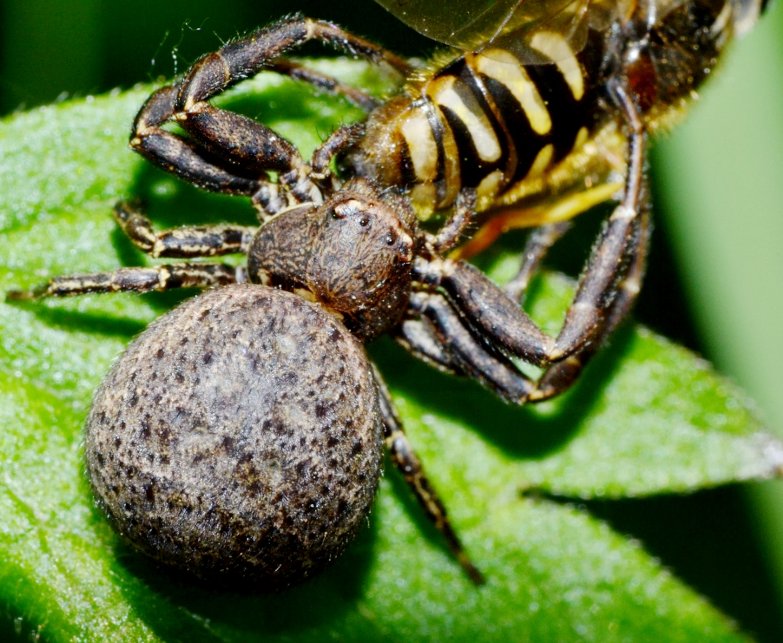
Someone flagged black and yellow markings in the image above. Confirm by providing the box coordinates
[428,75,502,166]
[530,31,585,101]
[474,48,552,135]
[391,22,604,218]
[400,98,458,212]
[400,27,594,207]
[400,108,438,183]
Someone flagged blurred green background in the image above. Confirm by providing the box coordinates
[1,0,782,639]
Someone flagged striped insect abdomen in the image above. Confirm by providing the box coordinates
[345,30,608,218]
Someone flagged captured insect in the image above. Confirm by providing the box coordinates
[359,0,767,226]
[6,0,767,586]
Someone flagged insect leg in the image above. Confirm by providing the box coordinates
[504,221,573,304]
[6,263,239,300]
[311,123,366,178]
[455,182,621,260]
[373,367,485,585]
[113,202,255,258]
[268,60,381,112]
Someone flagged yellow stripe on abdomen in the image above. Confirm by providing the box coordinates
[427,76,502,164]
[473,48,552,135]
[530,31,585,101]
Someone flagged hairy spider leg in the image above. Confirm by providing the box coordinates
[131,17,411,216]
[5,202,256,300]
[114,201,256,258]
[6,263,239,300]
[373,368,485,585]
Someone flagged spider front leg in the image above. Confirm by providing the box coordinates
[131,84,308,215]
[406,215,646,405]
[547,132,648,362]
[131,85,264,197]
[132,17,411,213]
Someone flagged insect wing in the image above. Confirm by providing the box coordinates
[374,0,632,62]
[486,0,595,65]
[373,0,523,49]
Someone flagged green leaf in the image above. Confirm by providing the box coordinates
[0,60,777,641]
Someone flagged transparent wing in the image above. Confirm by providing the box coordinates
[373,0,632,59]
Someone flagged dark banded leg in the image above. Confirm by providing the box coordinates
[528,202,651,401]
[174,17,409,174]
[113,202,255,258]
[373,368,485,585]
[431,188,478,254]
[546,82,648,362]
[132,86,315,215]
[504,220,572,303]
[414,258,555,366]
[6,263,239,300]
[130,85,265,197]
[409,194,648,402]
[405,291,535,404]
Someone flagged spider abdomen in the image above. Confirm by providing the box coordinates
[85,284,383,587]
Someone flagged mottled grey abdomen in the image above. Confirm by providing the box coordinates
[85,284,383,588]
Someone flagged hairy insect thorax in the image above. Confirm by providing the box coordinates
[247,179,416,341]
[344,0,764,219]
[619,0,762,123]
